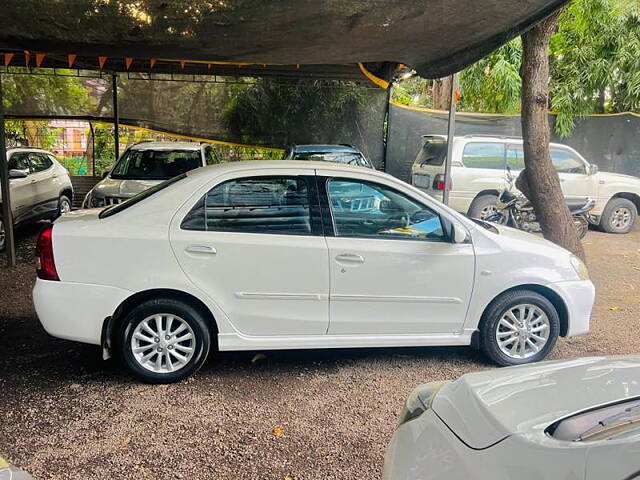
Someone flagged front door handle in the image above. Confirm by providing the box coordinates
[335,253,365,264]
[186,245,217,254]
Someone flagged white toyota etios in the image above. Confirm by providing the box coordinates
[33,161,595,383]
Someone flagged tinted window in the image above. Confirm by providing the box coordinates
[8,152,31,172]
[551,148,586,174]
[183,176,312,235]
[29,153,53,172]
[414,138,447,167]
[327,179,444,241]
[462,142,505,169]
[506,145,525,170]
[111,149,202,180]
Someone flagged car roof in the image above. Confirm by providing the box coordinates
[290,144,361,154]
[127,141,203,151]
[6,147,56,156]
[422,134,569,149]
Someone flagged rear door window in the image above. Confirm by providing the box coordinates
[506,145,525,170]
[462,142,505,169]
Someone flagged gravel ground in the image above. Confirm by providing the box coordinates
[0,221,638,479]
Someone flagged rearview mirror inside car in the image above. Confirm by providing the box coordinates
[8,169,28,179]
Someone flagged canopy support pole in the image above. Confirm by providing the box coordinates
[112,73,120,162]
[443,73,458,205]
[382,84,392,172]
[0,74,17,267]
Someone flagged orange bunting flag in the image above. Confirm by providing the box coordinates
[67,54,77,68]
[125,57,133,69]
[149,58,157,68]
[98,56,107,70]
[24,50,31,66]
[35,53,46,68]
[4,53,14,66]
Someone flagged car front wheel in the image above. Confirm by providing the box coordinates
[468,194,500,221]
[119,298,211,383]
[480,290,560,366]
[600,198,637,234]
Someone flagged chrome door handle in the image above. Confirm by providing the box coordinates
[335,253,365,264]
[186,245,217,254]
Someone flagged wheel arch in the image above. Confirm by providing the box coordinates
[60,187,74,203]
[479,284,569,338]
[467,189,501,215]
[609,192,640,213]
[102,288,219,357]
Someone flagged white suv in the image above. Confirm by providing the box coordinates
[82,141,218,208]
[411,135,640,233]
[1,148,73,251]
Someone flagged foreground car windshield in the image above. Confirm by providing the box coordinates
[111,149,201,180]
[292,151,371,168]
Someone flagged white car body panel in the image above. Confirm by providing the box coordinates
[35,161,594,355]
[412,136,640,221]
[385,356,640,480]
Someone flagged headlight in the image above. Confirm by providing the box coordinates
[570,254,590,281]
[398,381,449,425]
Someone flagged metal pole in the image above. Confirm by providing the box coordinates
[0,74,17,267]
[90,121,95,176]
[112,73,120,162]
[443,73,459,205]
[381,84,392,172]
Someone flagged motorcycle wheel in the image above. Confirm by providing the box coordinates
[575,217,589,239]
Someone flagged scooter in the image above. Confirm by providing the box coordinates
[485,168,595,239]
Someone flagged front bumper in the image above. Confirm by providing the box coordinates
[549,279,595,337]
[33,278,132,345]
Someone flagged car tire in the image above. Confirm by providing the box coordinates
[600,198,637,234]
[118,298,211,384]
[468,194,500,220]
[0,216,5,252]
[57,195,72,217]
[480,290,560,366]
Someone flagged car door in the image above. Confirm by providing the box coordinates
[320,172,475,335]
[27,152,58,215]
[170,169,330,336]
[585,439,640,480]
[6,152,33,223]
[550,147,597,198]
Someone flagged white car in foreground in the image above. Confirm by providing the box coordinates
[384,356,640,480]
[33,161,594,383]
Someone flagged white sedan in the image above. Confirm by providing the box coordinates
[384,356,640,480]
[33,161,595,383]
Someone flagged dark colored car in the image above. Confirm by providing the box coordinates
[283,144,373,169]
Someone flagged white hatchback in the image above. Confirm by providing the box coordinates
[33,161,595,382]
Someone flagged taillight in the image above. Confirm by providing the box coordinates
[433,174,452,191]
[36,224,60,281]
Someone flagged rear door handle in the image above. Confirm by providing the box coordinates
[335,253,365,264]
[186,245,217,254]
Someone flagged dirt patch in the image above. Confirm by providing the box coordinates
[0,222,638,479]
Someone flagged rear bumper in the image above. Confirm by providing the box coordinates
[549,279,595,337]
[33,278,132,345]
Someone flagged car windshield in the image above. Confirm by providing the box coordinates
[110,149,201,180]
[292,151,371,168]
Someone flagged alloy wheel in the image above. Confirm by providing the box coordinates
[611,207,631,230]
[60,198,72,214]
[130,314,196,374]
[495,304,550,359]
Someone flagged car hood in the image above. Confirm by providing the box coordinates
[432,356,640,449]
[596,171,640,186]
[92,177,163,198]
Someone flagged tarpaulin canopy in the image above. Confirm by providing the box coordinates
[0,0,566,79]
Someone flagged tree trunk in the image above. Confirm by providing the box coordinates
[596,88,606,114]
[432,77,452,110]
[517,12,586,261]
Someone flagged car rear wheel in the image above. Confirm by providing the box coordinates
[600,198,637,234]
[480,290,560,366]
[58,195,72,217]
[0,216,5,252]
[119,298,211,383]
[468,194,500,220]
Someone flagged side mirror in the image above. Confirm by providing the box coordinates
[9,169,28,179]
[588,164,599,175]
[451,223,468,244]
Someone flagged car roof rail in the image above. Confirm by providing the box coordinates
[463,134,523,140]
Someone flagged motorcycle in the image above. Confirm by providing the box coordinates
[485,168,595,239]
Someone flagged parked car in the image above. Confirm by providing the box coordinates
[82,141,218,208]
[33,161,594,383]
[1,148,73,251]
[411,135,640,233]
[283,144,373,168]
[0,456,32,480]
[384,356,640,480]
